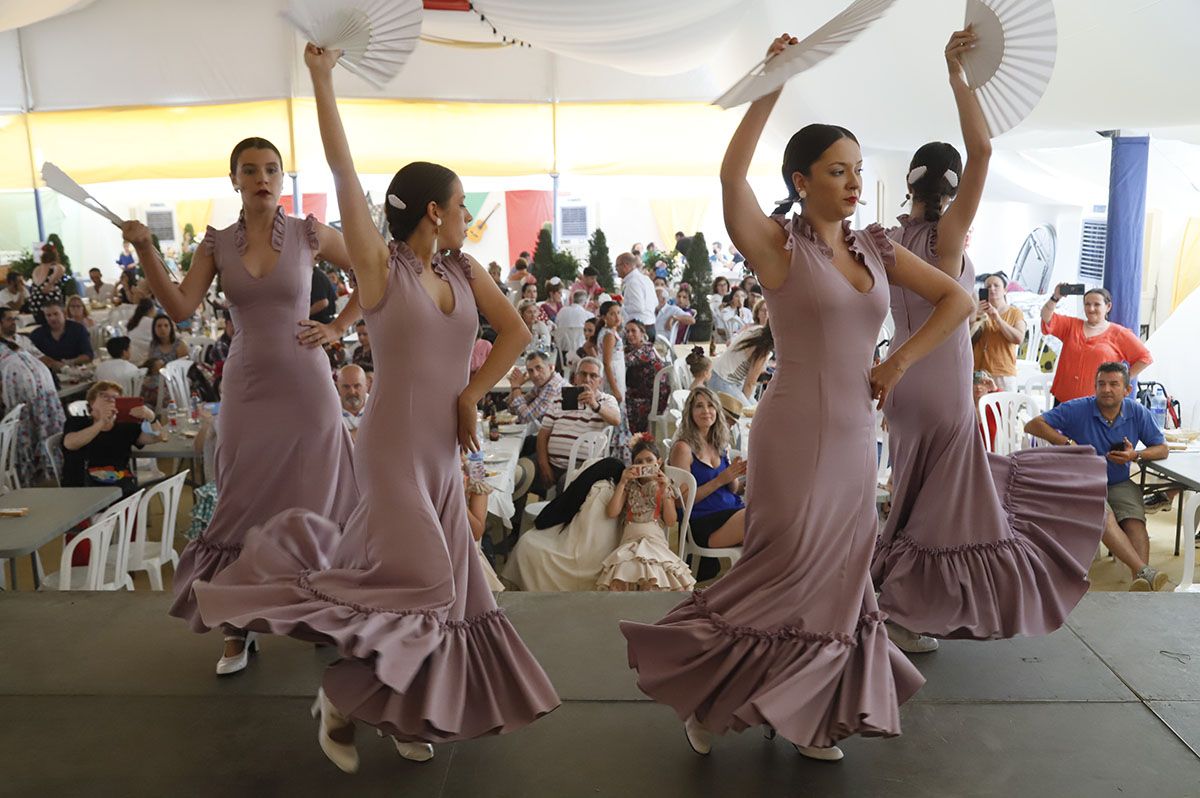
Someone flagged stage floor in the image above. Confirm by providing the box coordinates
[1,592,1197,797]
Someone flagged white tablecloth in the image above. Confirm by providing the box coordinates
[482,433,524,528]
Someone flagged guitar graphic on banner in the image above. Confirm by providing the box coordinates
[465,203,500,243]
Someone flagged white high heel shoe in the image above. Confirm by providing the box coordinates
[885,621,939,653]
[311,688,359,774]
[215,632,259,676]
[683,715,712,755]
[793,743,845,762]
[374,728,434,762]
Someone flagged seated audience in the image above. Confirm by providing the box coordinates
[85,268,115,304]
[337,364,369,440]
[566,317,600,374]
[187,403,220,540]
[971,271,1026,391]
[350,319,373,371]
[569,267,605,311]
[669,387,747,578]
[972,369,1000,449]
[148,313,189,365]
[623,320,667,434]
[540,277,565,321]
[63,380,163,495]
[506,257,532,298]
[462,460,504,592]
[686,347,712,390]
[0,306,40,355]
[30,301,94,371]
[1024,362,1171,591]
[656,289,697,345]
[309,265,338,325]
[487,261,507,294]
[66,295,94,330]
[205,312,235,368]
[709,322,773,404]
[0,271,27,310]
[506,349,566,429]
[95,336,144,390]
[471,326,493,377]
[718,288,754,336]
[0,325,65,485]
[519,281,539,304]
[518,299,554,352]
[125,298,156,362]
[530,357,621,494]
[597,436,694,592]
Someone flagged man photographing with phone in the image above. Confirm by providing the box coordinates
[1025,362,1172,591]
[530,357,621,495]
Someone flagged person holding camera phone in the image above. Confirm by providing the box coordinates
[970,271,1025,390]
[531,357,621,496]
[872,28,1108,656]
[1041,284,1153,405]
[62,380,165,496]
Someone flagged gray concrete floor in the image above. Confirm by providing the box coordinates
[0,592,1197,797]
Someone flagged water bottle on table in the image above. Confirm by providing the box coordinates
[166,399,179,430]
[467,450,487,482]
[1151,393,1167,429]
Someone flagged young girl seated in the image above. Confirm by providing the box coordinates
[463,456,505,592]
[596,436,695,592]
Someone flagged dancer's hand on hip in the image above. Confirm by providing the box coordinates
[869,358,907,410]
[457,395,481,453]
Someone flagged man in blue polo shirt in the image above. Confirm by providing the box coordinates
[1026,361,1170,591]
[30,300,93,372]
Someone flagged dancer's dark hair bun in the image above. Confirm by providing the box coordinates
[385,162,459,243]
[907,142,962,223]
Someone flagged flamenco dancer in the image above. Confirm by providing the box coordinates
[870,28,1108,652]
[194,44,558,773]
[620,34,974,761]
[121,137,359,675]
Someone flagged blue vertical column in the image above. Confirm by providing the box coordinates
[1103,135,1149,333]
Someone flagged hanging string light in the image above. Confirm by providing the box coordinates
[466,2,532,48]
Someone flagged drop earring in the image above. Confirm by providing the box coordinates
[798,190,807,200]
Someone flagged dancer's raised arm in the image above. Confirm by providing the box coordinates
[719,35,795,289]
[305,44,389,307]
[934,26,991,274]
[121,222,215,322]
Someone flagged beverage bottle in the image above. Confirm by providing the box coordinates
[1151,393,1167,429]
[190,391,201,423]
[467,450,487,482]
[167,399,179,430]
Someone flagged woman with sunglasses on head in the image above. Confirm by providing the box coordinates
[194,43,557,773]
[621,33,975,761]
[122,135,361,676]
[870,28,1108,654]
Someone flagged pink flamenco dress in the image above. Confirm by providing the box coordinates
[871,214,1107,639]
[170,208,358,631]
[195,242,559,741]
[621,217,925,749]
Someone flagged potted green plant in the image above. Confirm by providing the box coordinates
[587,228,615,291]
[680,231,712,339]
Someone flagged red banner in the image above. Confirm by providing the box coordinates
[505,190,552,265]
[280,193,328,223]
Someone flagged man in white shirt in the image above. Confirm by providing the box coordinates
[85,268,116,304]
[616,251,657,341]
[337,364,369,440]
[94,336,143,392]
[0,272,26,310]
[0,307,40,355]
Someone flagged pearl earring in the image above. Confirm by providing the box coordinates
[435,218,442,226]
[798,190,807,200]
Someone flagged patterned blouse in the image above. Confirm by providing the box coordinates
[624,477,665,524]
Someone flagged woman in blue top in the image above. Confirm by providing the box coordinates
[668,386,746,550]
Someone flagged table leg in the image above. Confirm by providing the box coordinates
[30,552,41,590]
[7,558,17,591]
[1176,493,1184,557]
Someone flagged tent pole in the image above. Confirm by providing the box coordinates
[287,97,301,216]
[550,54,559,248]
[16,28,44,241]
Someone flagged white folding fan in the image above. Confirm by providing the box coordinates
[284,0,424,89]
[40,162,124,226]
[714,0,897,109]
[961,0,1057,136]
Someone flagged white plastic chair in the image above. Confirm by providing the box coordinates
[41,513,120,591]
[979,391,1037,456]
[670,464,742,577]
[94,489,145,591]
[663,464,696,554]
[554,324,585,361]
[1019,310,1044,363]
[161,358,193,410]
[43,431,64,486]
[707,295,731,349]
[0,403,25,491]
[1018,372,1053,414]
[648,368,675,442]
[127,470,188,590]
[1171,491,1199,593]
[522,428,613,528]
[876,419,892,509]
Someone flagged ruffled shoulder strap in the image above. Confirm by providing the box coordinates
[302,214,321,254]
[858,222,897,272]
[201,226,220,257]
[436,250,476,281]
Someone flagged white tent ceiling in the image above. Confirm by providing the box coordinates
[0,0,1197,152]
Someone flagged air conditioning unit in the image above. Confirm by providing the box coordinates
[136,204,177,245]
[1078,217,1107,285]
[558,204,590,241]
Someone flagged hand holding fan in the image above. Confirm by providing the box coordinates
[284,0,423,88]
[40,162,124,226]
[960,0,1057,136]
[714,0,897,109]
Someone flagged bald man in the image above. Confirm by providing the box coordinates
[337,364,369,439]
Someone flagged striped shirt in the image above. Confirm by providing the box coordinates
[541,391,618,470]
[508,372,566,426]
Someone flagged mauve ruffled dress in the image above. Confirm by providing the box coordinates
[621,217,924,749]
[195,242,559,741]
[871,214,1107,639]
[169,208,358,631]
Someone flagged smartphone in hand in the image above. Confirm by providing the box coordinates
[1060,283,1086,296]
[978,287,988,301]
[114,396,146,423]
[561,386,582,411]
